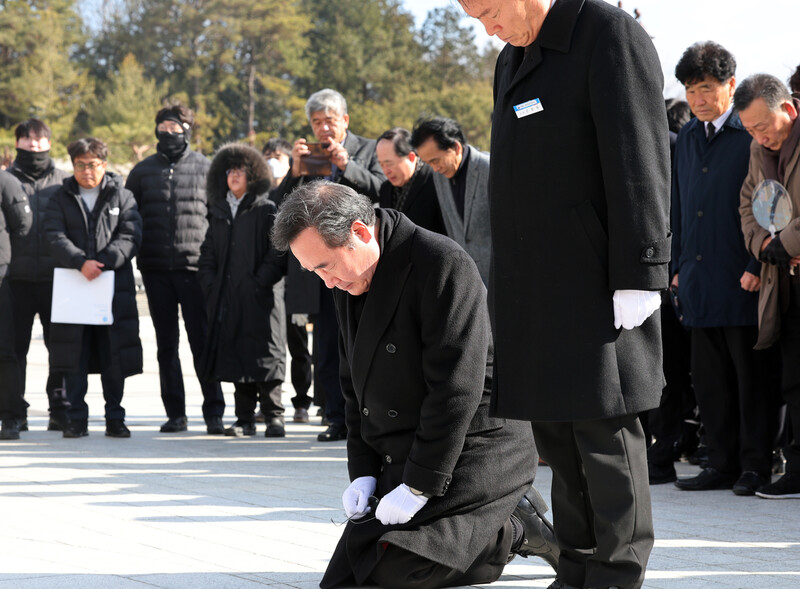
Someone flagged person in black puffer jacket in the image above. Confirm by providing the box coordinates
[0,170,31,440]
[7,119,72,431]
[198,143,286,438]
[44,137,142,439]
[125,102,225,435]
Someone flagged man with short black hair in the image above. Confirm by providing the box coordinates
[410,117,491,285]
[737,73,800,499]
[6,119,71,431]
[126,102,225,435]
[376,127,444,235]
[670,42,773,496]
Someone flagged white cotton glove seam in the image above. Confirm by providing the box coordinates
[375,483,429,525]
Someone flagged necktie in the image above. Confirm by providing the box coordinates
[707,122,716,142]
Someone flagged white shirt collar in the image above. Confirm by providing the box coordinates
[706,104,734,134]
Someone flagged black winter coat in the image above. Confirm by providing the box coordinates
[377,162,446,236]
[198,144,286,383]
[44,173,143,377]
[125,148,210,272]
[321,210,535,587]
[488,0,671,421]
[0,170,31,269]
[7,159,70,282]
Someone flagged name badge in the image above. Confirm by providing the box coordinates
[513,98,543,119]
[109,207,120,216]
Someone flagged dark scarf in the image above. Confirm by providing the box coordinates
[762,97,800,184]
[15,148,51,180]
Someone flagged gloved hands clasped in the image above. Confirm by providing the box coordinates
[342,476,376,519]
[760,234,793,267]
[613,289,661,330]
[375,483,429,525]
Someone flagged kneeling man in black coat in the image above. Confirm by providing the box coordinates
[273,180,557,589]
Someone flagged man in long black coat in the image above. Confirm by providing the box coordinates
[272,180,558,589]
[458,1,671,588]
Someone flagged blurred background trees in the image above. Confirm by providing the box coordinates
[0,0,497,165]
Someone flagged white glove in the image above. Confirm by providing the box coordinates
[342,476,377,518]
[613,289,661,330]
[375,483,429,525]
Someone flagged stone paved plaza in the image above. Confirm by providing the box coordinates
[1,316,799,588]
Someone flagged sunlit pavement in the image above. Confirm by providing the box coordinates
[1,316,799,588]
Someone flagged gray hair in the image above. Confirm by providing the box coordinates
[272,180,376,251]
[734,73,792,112]
[305,89,348,120]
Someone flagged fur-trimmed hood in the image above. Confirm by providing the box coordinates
[207,142,273,204]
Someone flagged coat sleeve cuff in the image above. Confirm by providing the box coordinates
[640,233,671,264]
[403,458,452,497]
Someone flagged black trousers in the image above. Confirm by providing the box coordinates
[690,325,774,477]
[313,286,344,426]
[0,272,25,420]
[10,279,69,415]
[233,379,284,421]
[533,415,653,589]
[368,520,514,589]
[65,326,125,421]
[645,299,695,449]
[780,281,800,474]
[141,270,224,420]
[286,317,313,409]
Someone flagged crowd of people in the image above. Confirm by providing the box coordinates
[1,0,800,586]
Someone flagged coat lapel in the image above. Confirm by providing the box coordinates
[349,212,414,396]
[433,172,464,241]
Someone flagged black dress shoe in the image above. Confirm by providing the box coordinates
[48,413,68,431]
[674,467,734,491]
[206,416,224,435]
[733,471,769,496]
[106,419,131,438]
[0,419,21,440]
[510,489,559,571]
[63,419,89,438]
[160,416,188,432]
[317,423,347,442]
[18,418,28,432]
[224,420,256,437]
[265,417,286,438]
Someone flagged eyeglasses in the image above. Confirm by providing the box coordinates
[74,161,105,171]
[226,169,246,178]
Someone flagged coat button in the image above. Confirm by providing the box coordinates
[386,343,396,353]
[362,407,369,416]
[388,410,398,418]
[696,254,703,261]
[645,247,654,257]
[385,455,392,464]
[702,167,709,173]
[697,210,704,217]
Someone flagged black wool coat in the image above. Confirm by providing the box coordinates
[125,148,211,272]
[377,162,446,236]
[198,143,286,383]
[321,210,535,588]
[44,173,143,377]
[488,0,671,421]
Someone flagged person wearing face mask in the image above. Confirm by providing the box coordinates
[6,119,71,433]
[125,102,225,435]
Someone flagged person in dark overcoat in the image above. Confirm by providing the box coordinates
[272,180,558,589]
[458,1,671,588]
[272,88,386,442]
[375,128,446,236]
[44,137,142,439]
[198,143,286,438]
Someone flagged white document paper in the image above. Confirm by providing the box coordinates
[51,268,114,325]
